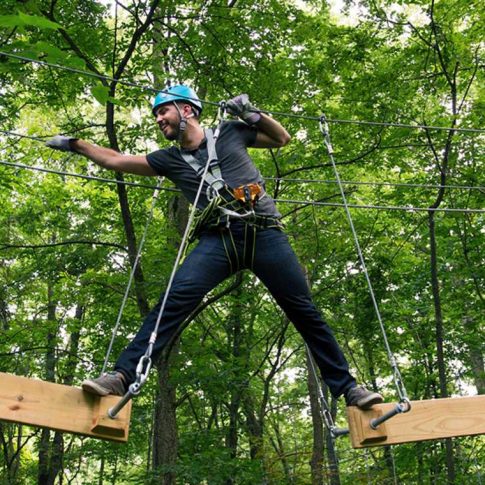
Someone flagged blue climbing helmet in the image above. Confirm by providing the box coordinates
[152,85,203,117]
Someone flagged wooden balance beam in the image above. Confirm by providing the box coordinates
[347,395,485,448]
[0,372,131,442]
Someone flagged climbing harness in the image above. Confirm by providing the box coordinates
[179,126,281,242]
[178,122,283,274]
[319,114,411,430]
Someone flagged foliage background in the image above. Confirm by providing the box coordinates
[0,0,483,484]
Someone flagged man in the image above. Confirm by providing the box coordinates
[46,85,383,409]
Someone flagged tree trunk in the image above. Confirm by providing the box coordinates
[98,449,105,485]
[456,220,485,395]
[428,212,455,483]
[0,288,22,484]
[38,282,63,485]
[465,316,485,395]
[105,102,150,318]
[306,350,324,485]
[224,285,244,485]
[152,347,179,485]
[325,387,341,485]
[151,195,188,483]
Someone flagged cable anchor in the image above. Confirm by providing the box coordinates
[108,353,152,418]
[370,398,411,430]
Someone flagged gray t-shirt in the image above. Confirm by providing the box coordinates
[146,121,281,218]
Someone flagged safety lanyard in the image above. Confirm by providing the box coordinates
[179,128,225,201]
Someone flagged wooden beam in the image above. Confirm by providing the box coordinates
[347,395,485,448]
[0,372,131,442]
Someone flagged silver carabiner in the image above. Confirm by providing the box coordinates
[319,113,334,154]
[206,177,225,201]
[135,354,152,385]
[213,102,227,140]
[218,101,227,121]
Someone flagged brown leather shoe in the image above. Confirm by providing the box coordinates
[345,385,383,410]
[81,372,126,396]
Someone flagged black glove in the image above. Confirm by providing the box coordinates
[226,94,261,125]
[45,135,78,152]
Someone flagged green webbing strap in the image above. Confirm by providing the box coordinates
[221,229,240,273]
[243,224,257,270]
[189,192,284,243]
[188,189,235,242]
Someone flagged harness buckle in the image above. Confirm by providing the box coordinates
[233,183,262,206]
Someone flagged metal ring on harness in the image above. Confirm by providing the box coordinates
[206,177,225,201]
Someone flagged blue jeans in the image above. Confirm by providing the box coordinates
[115,222,356,397]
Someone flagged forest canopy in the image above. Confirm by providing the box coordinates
[0,0,483,484]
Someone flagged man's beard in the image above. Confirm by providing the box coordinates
[160,121,179,141]
[164,125,179,141]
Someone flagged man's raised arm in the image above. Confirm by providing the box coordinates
[226,95,291,149]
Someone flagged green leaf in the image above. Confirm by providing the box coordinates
[0,12,61,30]
[33,41,67,61]
[0,15,22,27]
[91,84,109,104]
[18,12,61,30]
[64,55,86,70]
[107,96,123,106]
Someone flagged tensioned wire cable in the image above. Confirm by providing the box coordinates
[3,129,484,193]
[1,159,483,214]
[1,50,484,134]
[279,200,485,214]
[266,176,485,192]
[0,129,47,142]
[0,51,218,104]
[0,158,179,192]
[320,114,409,406]
[101,178,163,375]
[3,156,485,194]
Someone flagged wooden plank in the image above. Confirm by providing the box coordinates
[0,372,131,442]
[348,406,388,445]
[347,395,485,448]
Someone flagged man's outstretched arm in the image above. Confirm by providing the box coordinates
[46,136,157,176]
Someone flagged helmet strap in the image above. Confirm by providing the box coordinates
[173,102,194,143]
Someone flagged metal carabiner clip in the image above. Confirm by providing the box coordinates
[319,113,330,136]
[218,101,227,121]
[319,113,334,154]
[213,101,227,140]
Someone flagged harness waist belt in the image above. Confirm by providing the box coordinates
[189,185,282,242]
